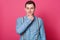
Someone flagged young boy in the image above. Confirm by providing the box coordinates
[16,1,46,40]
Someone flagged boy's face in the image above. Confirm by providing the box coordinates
[25,4,35,16]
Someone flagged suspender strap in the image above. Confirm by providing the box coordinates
[22,17,26,40]
[35,17,40,40]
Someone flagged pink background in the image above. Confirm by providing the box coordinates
[0,0,60,40]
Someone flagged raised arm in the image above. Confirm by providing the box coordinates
[16,17,33,35]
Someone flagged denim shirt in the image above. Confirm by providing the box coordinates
[16,15,46,40]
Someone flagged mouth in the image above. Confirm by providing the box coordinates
[28,12,31,13]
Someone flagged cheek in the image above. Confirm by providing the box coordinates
[26,9,29,12]
[31,9,35,12]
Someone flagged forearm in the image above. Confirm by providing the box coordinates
[16,18,33,34]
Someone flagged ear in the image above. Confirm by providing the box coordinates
[24,8,26,11]
[33,8,35,12]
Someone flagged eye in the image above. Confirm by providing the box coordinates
[31,7,34,9]
[26,7,29,9]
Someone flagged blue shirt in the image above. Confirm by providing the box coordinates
[16,15,46,40]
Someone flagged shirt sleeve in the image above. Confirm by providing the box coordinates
[16,17,33,35]
[39,18,46,40]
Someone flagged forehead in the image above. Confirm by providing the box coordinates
[26,4,34,8]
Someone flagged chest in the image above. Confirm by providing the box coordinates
[29,19,40,34]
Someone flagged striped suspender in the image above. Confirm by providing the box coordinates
[37,18,40,30]
[37,18,41,39]
[22,17,26,40]
[36,17,40,40]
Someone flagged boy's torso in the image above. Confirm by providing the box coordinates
[20,16,40,40]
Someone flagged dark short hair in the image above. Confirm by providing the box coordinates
[25,1,36,8]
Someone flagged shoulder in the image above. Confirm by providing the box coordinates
[38,17,43,22]
[16,16,24,22]
[36,16,43,24]
[35,16,43,22]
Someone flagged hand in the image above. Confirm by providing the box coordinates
[27,15,34,21]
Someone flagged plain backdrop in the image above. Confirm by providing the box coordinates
[0,0,60,40]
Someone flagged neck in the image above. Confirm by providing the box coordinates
[26,14,34,17]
